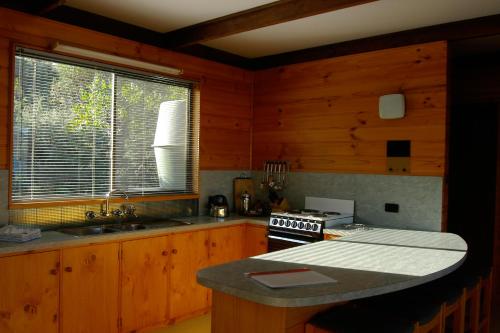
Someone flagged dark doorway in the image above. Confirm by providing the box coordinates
[447,103,498,268]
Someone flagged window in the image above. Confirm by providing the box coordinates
[12,47,198,204]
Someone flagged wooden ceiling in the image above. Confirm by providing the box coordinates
[1,0,500,69]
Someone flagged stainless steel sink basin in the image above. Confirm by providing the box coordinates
[108,223,147,231]
[58,220,193,236]
[140,220,193,229]
[59,225,118,236]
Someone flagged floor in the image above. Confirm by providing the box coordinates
[153,314,211,333]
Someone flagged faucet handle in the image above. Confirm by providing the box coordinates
[123,204,137,217]
[111,209,124,217]
[85,211,97,221]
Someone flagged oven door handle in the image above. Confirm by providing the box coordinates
[268,235,311,244]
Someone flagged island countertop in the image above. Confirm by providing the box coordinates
[197,229,467,307]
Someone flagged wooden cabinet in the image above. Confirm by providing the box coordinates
[244,224,268,257]
[0,251,60,333]
[169,230,210,321]
[209,225,244,266]
[0,222,267,332]
[61,243,119,333]
[121,236,170,333]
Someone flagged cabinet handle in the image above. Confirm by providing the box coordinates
[171,249,178,254]
[64,267,72,273]
[161,250,168,256]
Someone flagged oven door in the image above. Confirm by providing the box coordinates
[267,230,316,252]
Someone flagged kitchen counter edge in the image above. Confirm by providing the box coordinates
[0,216,268,257]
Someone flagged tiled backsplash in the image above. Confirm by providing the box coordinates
[199,170,251,215]
[1,169,443,231]
[252,171,443,231]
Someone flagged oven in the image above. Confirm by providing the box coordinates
[267,215,324,252]
[267,231,318,252]
[266,198,356,252]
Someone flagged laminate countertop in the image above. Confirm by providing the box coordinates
[0,216,267,257]
[197,229,467,307]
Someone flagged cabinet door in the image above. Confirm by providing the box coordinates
[209,225,244,266]
[169,230,210,320]
[0,251,59,333]
[121,236,169,333]
[61,243,119,333]
[245,224,268,257]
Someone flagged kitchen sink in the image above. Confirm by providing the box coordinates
[59,225,118,236]
[108,223,147,231]
[139,220,193,229]
[58,220,193,236]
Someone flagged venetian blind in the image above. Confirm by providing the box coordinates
[12,47,198,203]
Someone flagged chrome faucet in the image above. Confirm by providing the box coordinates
[101,189,129,217]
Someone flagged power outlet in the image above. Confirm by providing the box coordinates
[385,203,399,213]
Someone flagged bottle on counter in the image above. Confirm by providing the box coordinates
[240,191,251,215]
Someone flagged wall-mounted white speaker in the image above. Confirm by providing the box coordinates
[379,94,405,119]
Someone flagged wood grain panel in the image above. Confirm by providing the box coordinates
[0,251,59,333]
[61,243,119,333]
[244,224,268,257]
[211,291,332,333]
[169,230,210,321]
[208,225,245,266]
[121,236,170,333]
[253,41,448,175]
[0,8,252,171]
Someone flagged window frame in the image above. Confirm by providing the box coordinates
[8,44,200,209]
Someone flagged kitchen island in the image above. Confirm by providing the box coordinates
[197,229,467,333]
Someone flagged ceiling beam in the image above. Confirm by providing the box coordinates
[250,13,500,69]
[163,0,377,49]
[0,0,65,14]
[44,6,166,48]
[37,0,66,15]
[43,5,252,68]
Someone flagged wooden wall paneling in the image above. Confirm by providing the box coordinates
[199,75,252,169]
[0,8,253,171]
[0,8,252,83]
[0,251,60,333]
[252,41,448,176]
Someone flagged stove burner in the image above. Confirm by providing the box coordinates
[301,209,319,214]
[343,223,371,231]
[310,213,328,218]
[323,211,341,216]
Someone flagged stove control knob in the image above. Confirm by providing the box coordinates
[298,222,305,229]
[312,224,319,231]
[279,219,285,226]
[271,218,278,225]
[285,220,291,227]
[305,223,312,231]
[292,221,298,228]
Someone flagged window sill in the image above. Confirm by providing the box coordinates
[9,193,200,209]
